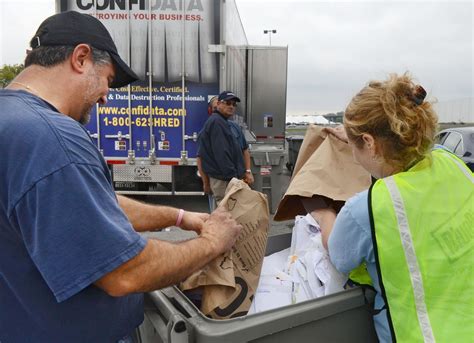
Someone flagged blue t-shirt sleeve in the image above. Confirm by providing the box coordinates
[240,129,248,150]
[328,190,373,274]
[12,162,147,303]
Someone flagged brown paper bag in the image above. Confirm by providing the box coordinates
[291,124,326,176]
[180,178,270,319]
[274,124,371,221]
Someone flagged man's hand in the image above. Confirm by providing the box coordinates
[179,211,210,234]
[244,171,254,186]
[200,207,242,254]
[323,125,348,144]
[95,207,240,296]
[203,181,212,194]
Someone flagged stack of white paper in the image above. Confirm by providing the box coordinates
[248,214,347,315]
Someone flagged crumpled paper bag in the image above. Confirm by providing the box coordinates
[274,124,371,221]
[180,178,270,319]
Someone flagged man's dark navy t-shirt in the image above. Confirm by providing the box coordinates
[0,90,147,342]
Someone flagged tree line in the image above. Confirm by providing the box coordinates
[0,64,24,88]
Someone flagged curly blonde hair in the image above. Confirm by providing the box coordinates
[344,72,438,171]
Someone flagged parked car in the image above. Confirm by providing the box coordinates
[435,126,474,171]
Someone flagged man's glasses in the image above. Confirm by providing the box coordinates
[222,100,238,107]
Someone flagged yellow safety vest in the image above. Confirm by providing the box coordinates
[349,262,372,287]
[370,149,473,342]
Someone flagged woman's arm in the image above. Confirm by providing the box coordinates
[310,207,337,249]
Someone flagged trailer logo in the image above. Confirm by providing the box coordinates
[76,0,204,11]
[134,166,152,180]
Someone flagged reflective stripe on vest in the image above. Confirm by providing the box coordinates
[384,176,435,342]
[370,149,474,342]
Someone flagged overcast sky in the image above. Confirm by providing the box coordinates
[1,0,472,115]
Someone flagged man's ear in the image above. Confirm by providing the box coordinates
[70,44,93,74]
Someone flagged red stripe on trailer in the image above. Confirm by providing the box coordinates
[106,160,126,165]
[256,135,285,139]
[160,161,179,166]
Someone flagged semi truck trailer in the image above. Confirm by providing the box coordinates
[56,0,288,198]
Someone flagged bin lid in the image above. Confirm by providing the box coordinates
[250,144,285,152]
[286,135,305,141]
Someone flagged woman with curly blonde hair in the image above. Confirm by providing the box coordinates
[314,73,473,342]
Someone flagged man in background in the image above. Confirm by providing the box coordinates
[197,91,254,205]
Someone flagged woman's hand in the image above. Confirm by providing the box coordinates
[324,125,348,144]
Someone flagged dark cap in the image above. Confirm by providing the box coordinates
[30,11,138,88]
[218,91,240,102]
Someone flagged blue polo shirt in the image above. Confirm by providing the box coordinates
[0,90,147,342]
[228,120,248,150]
[197,112,247,181]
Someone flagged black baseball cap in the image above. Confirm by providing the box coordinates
[218,91,240,102]
[30,11,138,88]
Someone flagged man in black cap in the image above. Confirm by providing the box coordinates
[0,11,241,343]
[197,91,254,205]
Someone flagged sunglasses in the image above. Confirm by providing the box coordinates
[222,100,238,107]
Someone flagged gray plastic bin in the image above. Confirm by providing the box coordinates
[137,233,377,343]
[285,135,304,173]
[249,145,286,213]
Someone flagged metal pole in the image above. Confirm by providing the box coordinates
[263,29,276,46]
[127,0,132,156]
[181,2,186,158]
[148,1,154,158]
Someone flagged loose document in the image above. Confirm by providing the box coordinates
[248,214,347,314]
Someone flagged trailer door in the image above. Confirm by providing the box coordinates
[246,47,288,144]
